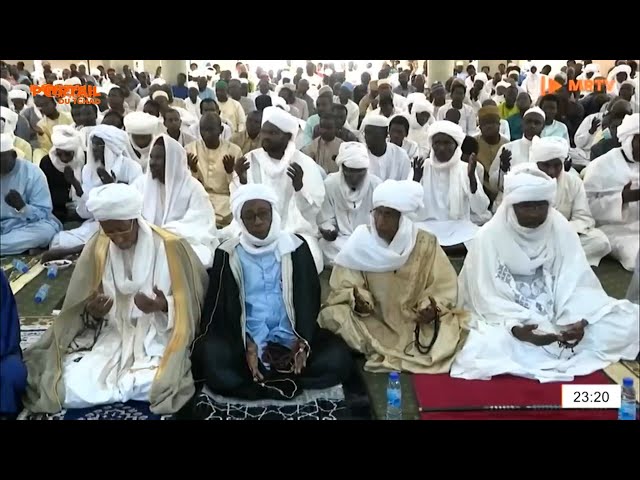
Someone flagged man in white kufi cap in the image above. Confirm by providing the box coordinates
[361,114,412,181]
[451,163,639,382]
[23,182,208,415]
[123,111,164,171]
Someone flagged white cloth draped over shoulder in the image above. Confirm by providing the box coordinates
[49,125,85,201]
[451,163,639,382]
[132,134,218,268]
[407,100,435,158]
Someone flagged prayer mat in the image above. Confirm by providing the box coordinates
[19,402,174,420]
[413,371,619,420]
[20,324,50,351]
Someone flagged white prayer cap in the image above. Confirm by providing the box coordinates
[508,70,519,78]
[90,68,101,76]
[152,90,169,100]
[89,124,131,154]
[324,69,334,76]
[261,106,299,138]
[1,107,18,134]
[150,78,166,86]
[8,89,27,100]
[51,125,82,152]
[0,133,14,153]
[0,78,11,92]
[86,183,143,222]
[361,114,390,129]
[616,113,639,144]
[336,142,369,169]
[124,112,163,135]
[503,163,556,206]
[372,179,424,213]
[239,78,249,85]
[187,81,199,89]
[474,72,489,84]
[496,81,511,89]
[406,92,427,106]
[53,80,64,86]
[63,77,82,86]
[13,84,31,94]
[530,136,569,164]
[584,64,600,75]
[230,183,279,221]
[427,120,465,147]
[524,106,546,120]
[412,100,434,116]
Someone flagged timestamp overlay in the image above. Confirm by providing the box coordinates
[562,384,621,409]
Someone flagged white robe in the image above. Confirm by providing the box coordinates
[553,170,611,266]
[367,143,413,182]
[582,147,640,271]
[572,112,604,165]
[414,153,490,246]
[63,221,177,407]
[489,137,533,210]
[436,102,477,135]
[451,208,639,383]
[317,171,382,265]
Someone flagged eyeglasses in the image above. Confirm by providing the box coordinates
[241,210,272,224]
[103,219,135,237]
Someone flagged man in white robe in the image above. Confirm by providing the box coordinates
[317,142,382,266]
[49,125,143,251]
[413,121,490,249]
[451,163,639,383]
[489,107,546,210]
[407,100,434,158]
[531,136,611,266]
[132,134,218,268]
[361,114,412,181]
[230,106,326,273]
[522,66,544,105]
[123,111,163,172]
[436,82,476,135]
[608,64,632,96]
[582,113,640,271]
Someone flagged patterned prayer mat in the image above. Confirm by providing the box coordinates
[19,401,173,420]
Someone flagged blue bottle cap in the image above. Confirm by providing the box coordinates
[389,371,400,380]
[623,377,634,387]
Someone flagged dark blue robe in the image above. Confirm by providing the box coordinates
[1,270,27,416]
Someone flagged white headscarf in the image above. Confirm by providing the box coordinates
[230,183,302,259]
[49,125,85,193]
[616,113,639,161]
[86,182,143,221]
[261,106,298,139]
[529,136,569,164]
[0,133,14,153]
[335,142,373,211]
[334,179,424,273]
[409,100,435,130]
[85,124,134,188]
[361,114,390,129]
[123,112,163,171]
[0,106,18,134]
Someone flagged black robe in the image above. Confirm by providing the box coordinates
[39,155,74,223]
[191,237,352,401]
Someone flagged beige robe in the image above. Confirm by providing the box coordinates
[22,225,208,415]
[36,112,74,151]
[318,230,469,373]
[301,137,343,175]
[185,139,242,227]
[217,98,246,134]
[230,130,261,155]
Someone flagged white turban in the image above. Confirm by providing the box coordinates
[0,79,11,92]
[150,78,166,86]
[373,179,424,213]
[524,106,546,120]
[427,120,465,147]
[187,81,199,90]
[474,72,489,85]
[508,70,520,78]
[584,64,600,75]
[261,106,298,138]
[271,96,291,112]
[1,107,18,134]
[406,92,427,106]
[496,81,511,89]
[617,113,639,160]
[608,64,632,81]
[231,183,279,221]
[0,133,14,153]
[89,124,131,154]
[90,68,101,77]
[361,114,389,129]
[63,77,82,86]
[12,84,30,94]
[51,124,82,152]
[502,163,556,207]
[412,100,434,116]
[151,90,169,100]
[239,78,249,85]
[124,112,162,135]
[530,136,569,164]
[336,142,369,169]
[86,183,143,221]
[8,90,27,100]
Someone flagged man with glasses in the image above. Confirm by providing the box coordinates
[23,183,208,415]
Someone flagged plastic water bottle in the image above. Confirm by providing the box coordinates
[34,284,50,304]
[12,259,29,273]
[386,371,402,420]
[46,265,58,279]
[618,377,637,421]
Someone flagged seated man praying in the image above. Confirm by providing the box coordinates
[1,133,62,255]
[23,183,208,414]
[133,134,219,268]
[318,180,468,373]
[317,142,382,266]
[123,111,163,171]
[191,184,352,400]
[361,114,412,181]
[450,164,639,382]
[412,121,490,252]
[531,136,611,266]
[582,113,639,271]
[301,112,343,176]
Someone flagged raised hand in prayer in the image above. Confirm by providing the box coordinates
[234,156,250,185]
[499,148,512,173]
[86,291,114,318]
[186,153,199,172]
[412,157,425,182]
[622,181,640,204]
[222,154,236,174]
[64,166,84,197]
[134,286,168,314]
[293,339,308,375]
[559,319,588,347]
[467,153,478,193]
[246,337,264,382]
[96,167,117,185]
[589,117,601,135]
[354,286,374,315]
[319,228,338,242]
[511,324,559,346]
[563,156,572,172]
[287,162,304,192]
[5,190,26,211]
